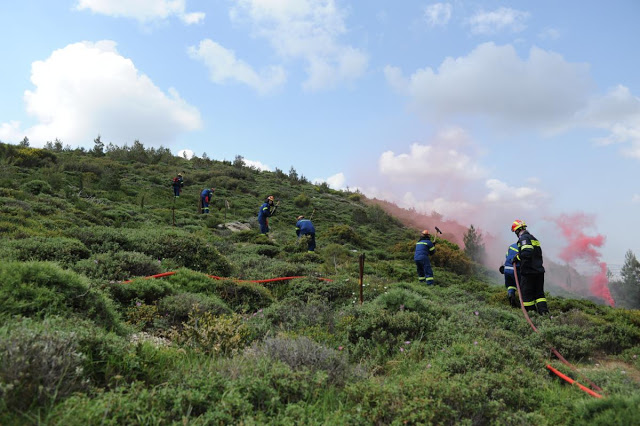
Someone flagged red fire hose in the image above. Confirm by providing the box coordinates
[513,264,604,398]
[122,271,332,284]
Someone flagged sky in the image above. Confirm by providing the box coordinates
[1,0,639,271]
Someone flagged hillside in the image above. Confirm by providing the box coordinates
[1,142,639,425]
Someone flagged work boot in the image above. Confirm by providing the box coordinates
[509,293,520,308]
[536,301,549,315]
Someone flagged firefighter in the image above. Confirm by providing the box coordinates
[511,220,548,314]
[172,173,184,197]
[258,196,275,234]
[414,229,436,285]
[295,215,316,252]
[200,187,215,214]
[499,242,521,308]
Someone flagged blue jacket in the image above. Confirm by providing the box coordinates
[414,237,436,260]
[200,189,213,202]
[258,202,273,221]
[504,243,519,276]
[296,219,315,236]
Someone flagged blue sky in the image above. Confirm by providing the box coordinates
[1,0,639,269]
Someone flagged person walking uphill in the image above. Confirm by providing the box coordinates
[172,173,184,198]
[414,229,436,285]
[500,242,521,308]
[200,188,215,214]
[511,220,548,315]
[258,196,276,234]
[296,215,316,252]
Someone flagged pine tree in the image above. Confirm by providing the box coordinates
[463,224,486,264]
[619,250,640,308]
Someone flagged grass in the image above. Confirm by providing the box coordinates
[0,141,639,424]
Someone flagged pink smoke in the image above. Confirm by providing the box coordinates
[550,213,615,306]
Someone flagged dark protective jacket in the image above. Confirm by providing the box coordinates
[200,188,214,203]
[258,202,273,222]
[414,237,436,261]
[516,230,545,275]
[503,243,520,276]
[296,219,315,236]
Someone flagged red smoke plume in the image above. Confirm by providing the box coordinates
[551,213,615,306]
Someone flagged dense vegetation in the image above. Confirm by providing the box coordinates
[1,141,639,425]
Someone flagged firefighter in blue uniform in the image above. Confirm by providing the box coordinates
[296,215,316,252]
[414,229,436,285]
[200,188,215,214]
[172,173,184,197]
[511,220,548,314]
[500,242,521,308]
[258,196,275,234]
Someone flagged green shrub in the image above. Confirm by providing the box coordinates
[158,292,231,327]
[21,179,53,195]
[326,224,363,247]
[165,269,274,312]
[5,236,90,265]
[0,319,88,411]
[293,193,311,208]
[107,277,175,306]
[173,311,251,356]
[342,304,434,362]
[74,251,162,281]
[254,336,350,385]
[285,278,352,304]
[0,262,121,332]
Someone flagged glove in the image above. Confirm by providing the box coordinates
[499,265,505,274]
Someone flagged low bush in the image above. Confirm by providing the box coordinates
[173,311,251,356]
[158,292,231,327]
[4,236,90,265]
[0,262,121,332]
[326,224,363,247]
[74,251,161,281]
[253,336,350,386]
[285,278,352,305]
[107,277,175,307]
[21,179,53,195]
[0,319,88,412]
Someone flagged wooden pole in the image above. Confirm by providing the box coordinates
[359,253,365,305]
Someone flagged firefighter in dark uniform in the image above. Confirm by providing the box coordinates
[500,242,521,308]
[258,196,275,234]
[511,220,548,314]
[414,229,436,285]
[295,215,316,252]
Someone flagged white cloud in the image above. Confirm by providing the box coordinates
[484,178,549,209]
[230,0,368,91]
[378,128,486,181]
[424,3,452,27]
[244,159,272,171]
[466,7,529,35]
[633,194,640,204]
[313,172,346,189]
[0,41,201,148]
[538,27,561,40]
[402,192,475,218]
[188,39,286,94]
[576,85,640,159]
[75,0,204,24]
[384,42,592,129]
[178,149,194,159]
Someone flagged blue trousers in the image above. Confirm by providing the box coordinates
[415,258,434,285]
[201,197,210,213]
[300,233,316,251]
[259,218,269,234]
